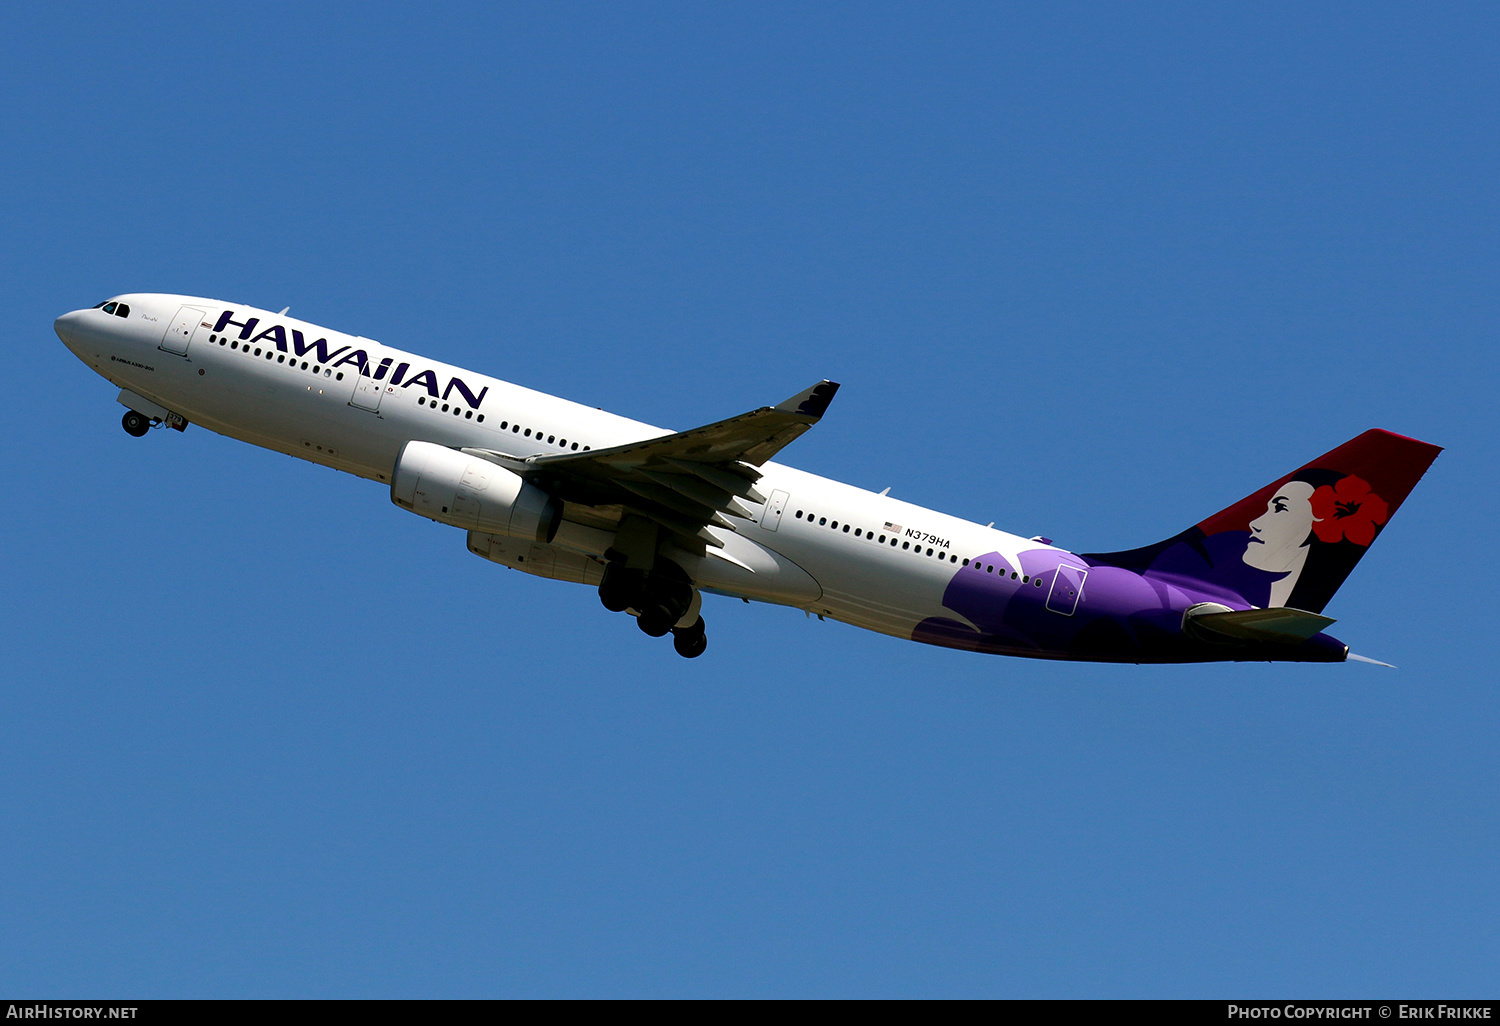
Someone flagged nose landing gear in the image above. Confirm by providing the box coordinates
[121,410,151,437]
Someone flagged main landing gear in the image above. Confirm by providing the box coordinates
[598,560,709,658]
[121,410,151,437]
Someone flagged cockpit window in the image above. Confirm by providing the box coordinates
[92,301,108,309]
[114,304,130,318]
[102,302,117,314]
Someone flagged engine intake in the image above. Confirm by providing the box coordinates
[391,440,560,542]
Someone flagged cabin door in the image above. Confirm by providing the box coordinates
[350,371,384,412]
[160,306,207,355]
[1045,564,1088,616]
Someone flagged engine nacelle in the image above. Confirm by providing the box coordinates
[391,440,560,542]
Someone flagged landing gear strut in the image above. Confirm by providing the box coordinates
[121,410,151,437]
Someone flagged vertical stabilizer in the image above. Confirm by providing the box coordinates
[1085,429,1441,613]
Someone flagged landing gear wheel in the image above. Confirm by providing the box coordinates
[121,410,150,437]
[672,617,708,659]
[599,564,642,613]
[637,606,676,637]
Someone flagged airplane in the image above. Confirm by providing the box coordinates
[55,294,1441,663]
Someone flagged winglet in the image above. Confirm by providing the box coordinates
[774,380,840,421]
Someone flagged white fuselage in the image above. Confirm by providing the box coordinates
[57,294,1067,648]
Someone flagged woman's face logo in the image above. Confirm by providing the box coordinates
[1244,481,1316,574]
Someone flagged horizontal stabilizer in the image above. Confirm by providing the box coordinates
[1186,605,1336,643]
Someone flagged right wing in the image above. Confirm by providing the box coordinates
[463,380,839,550]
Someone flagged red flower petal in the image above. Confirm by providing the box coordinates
[1335,475,1371,502]
[1344,518,1378,546]
[1310,484,1344,543]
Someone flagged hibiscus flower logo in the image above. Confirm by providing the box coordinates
[1310,475,1389,546]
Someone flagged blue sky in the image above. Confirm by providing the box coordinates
[2,2,1496,997]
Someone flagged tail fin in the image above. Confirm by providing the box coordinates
[1085,429,1442,613]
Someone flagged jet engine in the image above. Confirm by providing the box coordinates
[391,440,560,542]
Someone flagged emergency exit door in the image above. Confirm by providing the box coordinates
[760,489,790,531]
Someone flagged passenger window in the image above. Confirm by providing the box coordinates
[254,348,262,356]
[477,415,485,422]
[548,435,555,444]
[524,428,531,437]
[571,442,578,450]
[902,542,910,550]
[843,525,850,533]
[418,397,425,405]
[465,411,473,419]
[878,534,885,542]
[831,521,839,529]
[442,403,449,412]
[278,355,285,363]
[818,517,826,525]
[986,565,993,573]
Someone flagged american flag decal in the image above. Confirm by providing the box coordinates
[884,522,903,533]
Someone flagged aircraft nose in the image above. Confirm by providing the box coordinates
[54,309,86,351]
